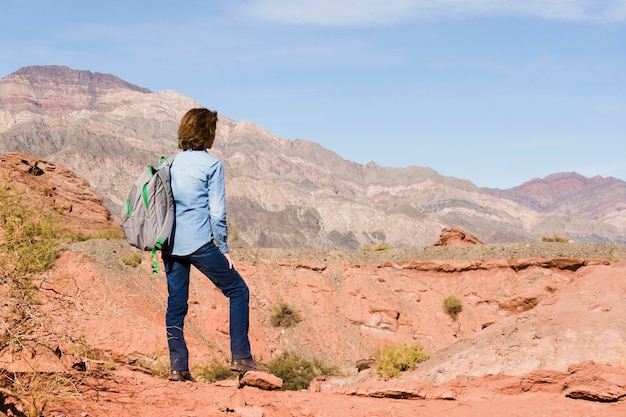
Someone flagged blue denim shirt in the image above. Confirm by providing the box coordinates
[164,149,229,256]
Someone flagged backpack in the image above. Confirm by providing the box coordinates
[121,154,177,274]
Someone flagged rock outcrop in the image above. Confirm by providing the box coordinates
[0,152,118,235]
[431,226,485,246]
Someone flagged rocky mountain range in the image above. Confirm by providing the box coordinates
[1,65,625,249]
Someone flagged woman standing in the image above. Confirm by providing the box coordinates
[163,108,267,382]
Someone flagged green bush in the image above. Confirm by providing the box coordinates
[270,300,301,328]
[443,295,463,319]
[268,352,337,391]
[376,342,430,380]
[194,358,236,383]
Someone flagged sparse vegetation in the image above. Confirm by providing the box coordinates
[0,371,77,417]
[541,232,570,243]
[194,358,237,383]
[132,354,170,379]
[69,228,125,242]
[0,181,76,416]
[270,300,301,328]
[267,351,337,391]
[443,295,463,319]
[227,222,250,248]
[1,195,61,275]
[121,252,143,267]
[360,242,391,251]
[0,178,125,416]
[375,342,431,380]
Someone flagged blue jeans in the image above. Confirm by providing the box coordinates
[163,242,251,371]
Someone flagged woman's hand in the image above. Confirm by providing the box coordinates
[224,252,234,269]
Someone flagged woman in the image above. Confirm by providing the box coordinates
[163,108,267,382]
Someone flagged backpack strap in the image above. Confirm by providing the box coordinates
[150,153,178,275]
[150,237,165,275]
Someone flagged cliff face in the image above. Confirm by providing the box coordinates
[1,65,625,249]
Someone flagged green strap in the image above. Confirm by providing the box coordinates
[151,237,166,275]
[151,247,159,275]
[142,183,150,211]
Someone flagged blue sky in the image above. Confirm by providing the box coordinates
[1,0,625,188]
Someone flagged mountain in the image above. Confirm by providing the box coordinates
[484,173,626,228]
[1,65,625,248]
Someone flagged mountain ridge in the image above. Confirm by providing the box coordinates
[1,65,624,248]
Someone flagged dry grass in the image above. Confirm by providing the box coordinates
[0,177,102,416]
[443,295,463,319]
[270,300,302,328]
[541,232,570,243]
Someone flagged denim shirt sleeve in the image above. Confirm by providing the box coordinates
[208,160,229,254]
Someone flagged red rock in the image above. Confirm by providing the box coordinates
[239,371,283,390]
[431,227,485,246]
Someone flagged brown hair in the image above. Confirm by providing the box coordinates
[177,108,218,150]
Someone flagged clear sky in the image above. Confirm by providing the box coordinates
[1,1,625,188]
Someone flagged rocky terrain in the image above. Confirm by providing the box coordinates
[0,153,625,416]
[1,65,626,250]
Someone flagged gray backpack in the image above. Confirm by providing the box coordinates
[121,154,177,274]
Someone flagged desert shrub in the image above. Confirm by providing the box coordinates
[443,295,463,319]
[268,352,337,391]
[121,252,143,267]
[360,242,390,251]
[194,358,236,383]
[376,342,430,380]
[541,232,569,243]
[270,300,301,328]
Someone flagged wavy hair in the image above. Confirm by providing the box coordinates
[177,108,218,150]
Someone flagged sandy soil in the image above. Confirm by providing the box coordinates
[231,241,626,264]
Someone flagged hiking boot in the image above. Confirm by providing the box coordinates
[230,357,269,373]
[168,370,196,382]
